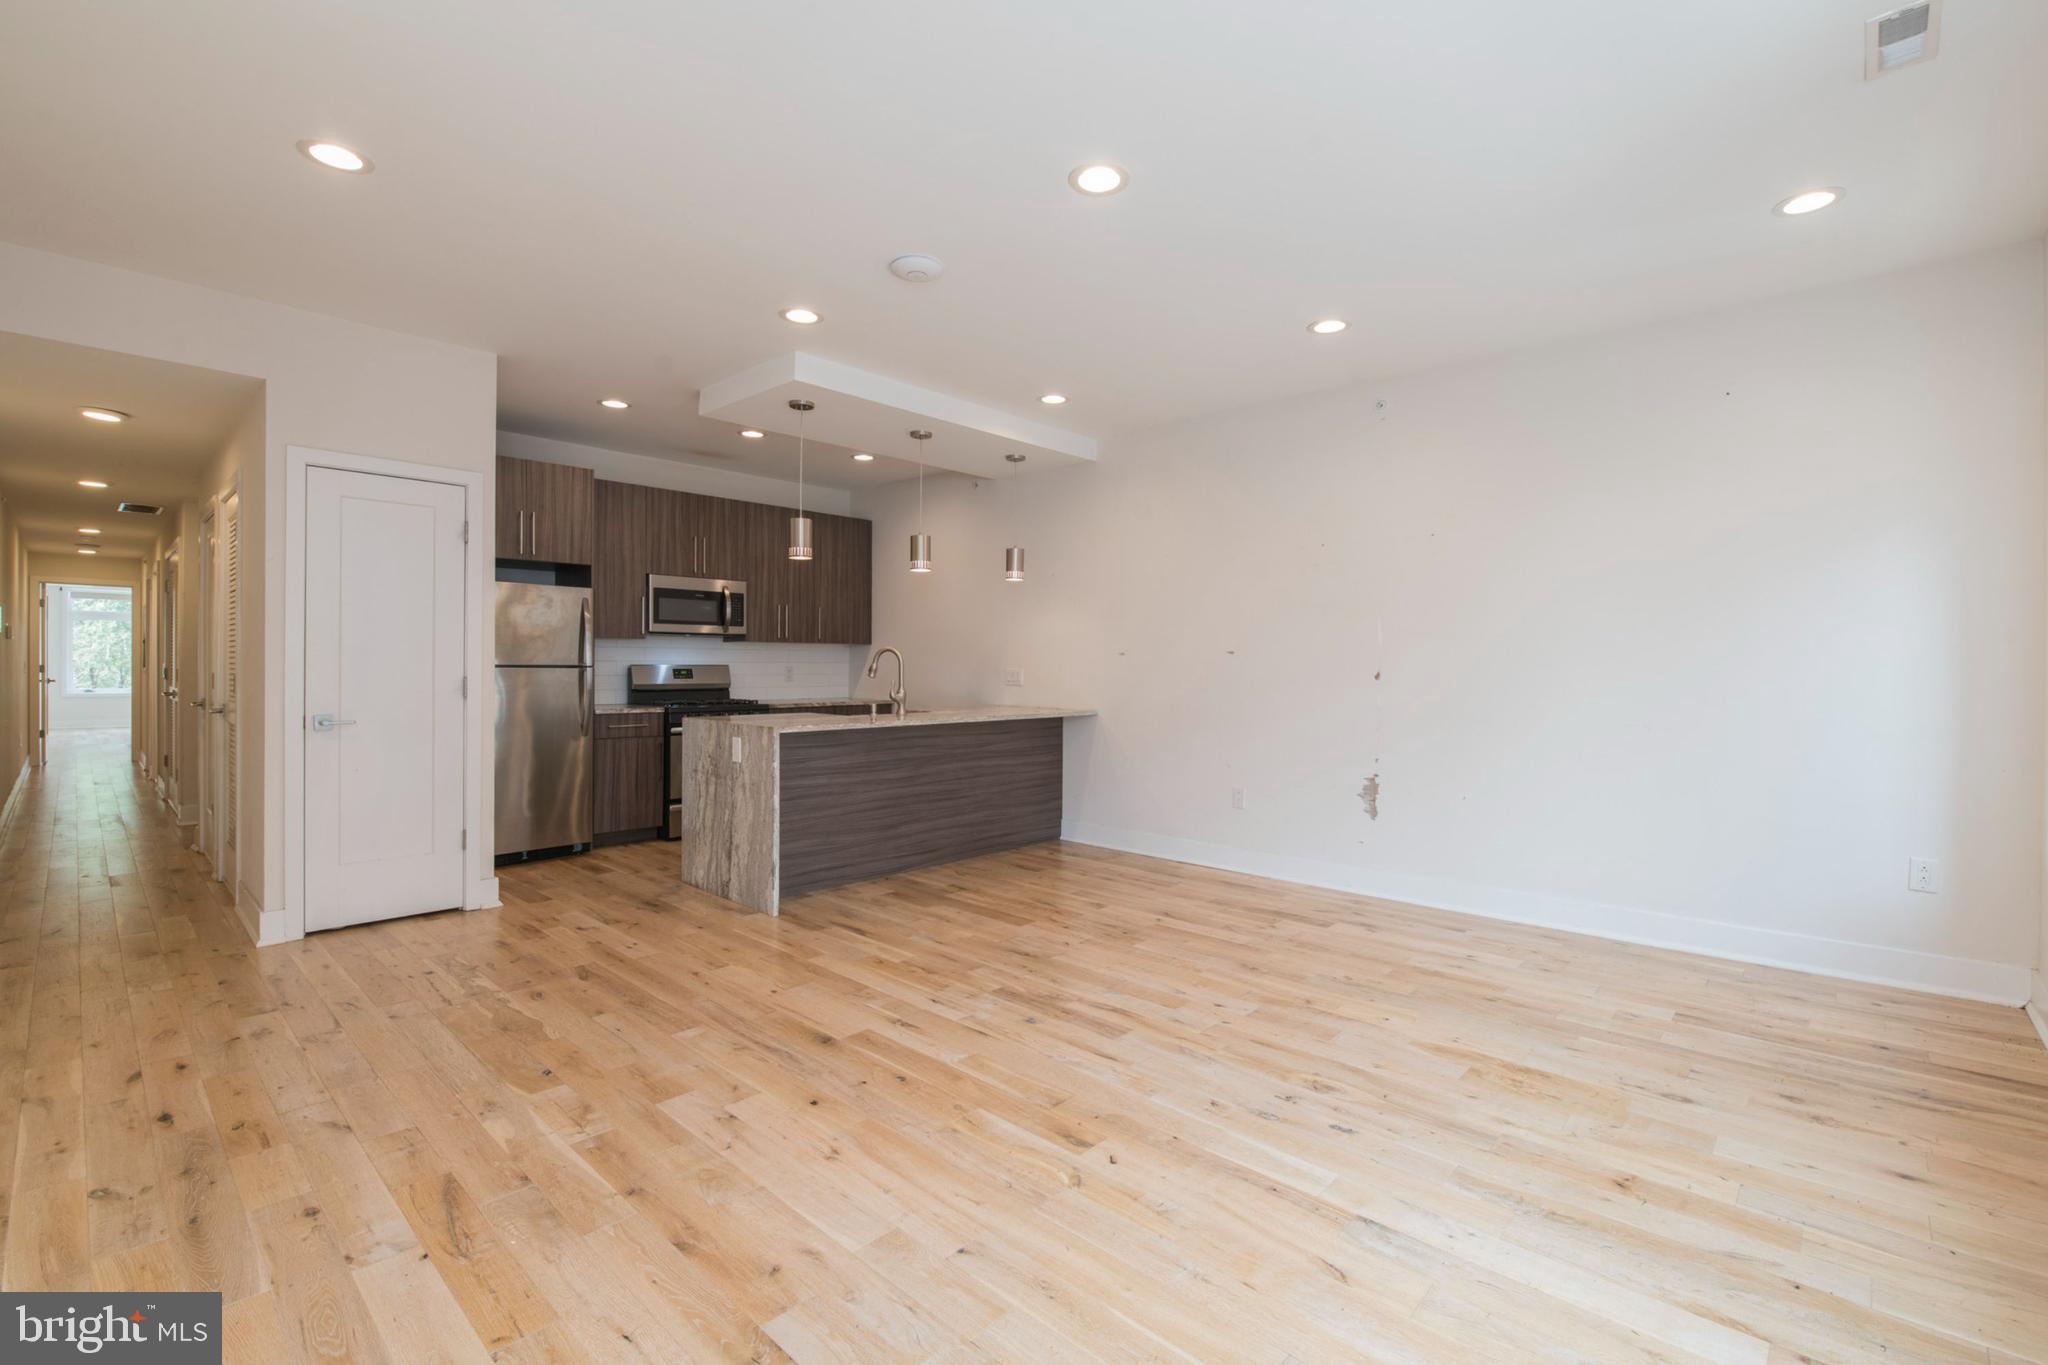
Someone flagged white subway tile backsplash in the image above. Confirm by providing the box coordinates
[594,637,863,705]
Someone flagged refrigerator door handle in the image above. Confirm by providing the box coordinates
[579,667,589,737]
[579,596,593,667]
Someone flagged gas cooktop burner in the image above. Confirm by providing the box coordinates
[658,698,771,715]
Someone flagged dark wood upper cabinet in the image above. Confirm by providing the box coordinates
[592,479,650,638]
[582,469,869,642]
[743,501,800,642]
[828,513,873,645]
[497,455,595,566]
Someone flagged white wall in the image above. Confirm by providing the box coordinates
[856,240,2048,1004]
[0,492,25,814]
[2037,238,2048,1038]
[0,242,498,940]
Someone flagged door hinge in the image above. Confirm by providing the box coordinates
[461,829,468,850]
[462,520,470,545]
[460,675,468,699]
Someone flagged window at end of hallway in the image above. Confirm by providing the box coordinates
[61,585,133,696]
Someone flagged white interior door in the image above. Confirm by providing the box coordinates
[304,466,467,931]
[221,492,240,893]
[34,586,48,767]
[160,552,177,796]
[199,505,219,865]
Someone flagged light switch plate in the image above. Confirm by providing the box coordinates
[731,735,743,765]
[1003,668,1023,687]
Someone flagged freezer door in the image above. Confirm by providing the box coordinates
[496,582,594,667]
[494,665,594,855]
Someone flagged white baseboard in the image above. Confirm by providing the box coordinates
[174,801,198,828]
[232,881,293,946]
[0,758,27,838]
[469,876,502,910]
[1061,820,2033,1007]
[2027,978,2048,1054]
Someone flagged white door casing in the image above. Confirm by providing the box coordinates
[160,549,177,801]
[199,502,219,868]
[220,490,241,894]
[34,585,48,767]
[303,466,467,931]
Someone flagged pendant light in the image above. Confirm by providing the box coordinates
[787,399,814,561]
[908,429,933,572]
[1002,452,1026,581]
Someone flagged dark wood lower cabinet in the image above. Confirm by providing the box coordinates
[777,719,1063,896]
[594,712,666,842]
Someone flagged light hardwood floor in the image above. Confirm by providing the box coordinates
[4,730,2048,1362]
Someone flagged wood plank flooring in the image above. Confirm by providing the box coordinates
[5,728,2048,1362]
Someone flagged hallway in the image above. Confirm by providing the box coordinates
[0,729,250,1295]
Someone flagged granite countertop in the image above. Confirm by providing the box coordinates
[685,705,1095,734]
[595,704,665,715]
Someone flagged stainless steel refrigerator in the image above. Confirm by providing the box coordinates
[494,582,594,858]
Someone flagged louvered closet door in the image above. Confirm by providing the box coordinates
[223,492,240,883]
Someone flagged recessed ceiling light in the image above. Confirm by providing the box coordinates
[79,407,127,422]
[781,307,821,325]
[78,527,101,535]
[1774,188,1842,216]
[852,452,875,462]
[598,398,629,410]
[298,140,372,173]
[78,479,109,489]
[739,428,764,439]
[1039,393,1067,405]
[77,547,97,555]
[1068,164,1127,195]
[1308,319,1348,335]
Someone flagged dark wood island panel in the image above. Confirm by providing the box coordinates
[778,719,1064,896]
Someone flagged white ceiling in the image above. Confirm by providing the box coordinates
[0,332,260,557]
[1,1,2044,491]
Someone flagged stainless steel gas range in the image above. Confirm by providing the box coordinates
[624,663,772,839]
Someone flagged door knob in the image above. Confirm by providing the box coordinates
[309,713,356,732]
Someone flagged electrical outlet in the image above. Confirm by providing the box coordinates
[1231,786,1245,811]
[1003,668,1022,687]
[783,664,795,683]
[730,735,743,765]
[1907,857,1938,893]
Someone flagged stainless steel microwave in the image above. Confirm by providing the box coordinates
[646,574,747,638]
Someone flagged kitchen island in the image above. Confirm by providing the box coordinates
[674,706,1095,914]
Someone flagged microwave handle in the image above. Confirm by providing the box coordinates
[722,587,732,632]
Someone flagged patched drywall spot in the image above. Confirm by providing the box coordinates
[1358,774,1380,820]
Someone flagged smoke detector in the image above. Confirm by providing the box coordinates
[1865,2,1939,78]
[888,253,944,283]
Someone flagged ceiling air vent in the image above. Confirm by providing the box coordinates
[1865,1,1939,79]
[116,501,164,515]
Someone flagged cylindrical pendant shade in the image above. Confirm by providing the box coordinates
[1004,546,1025,581]
[909,532,933,573]
[787,515,813,561]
